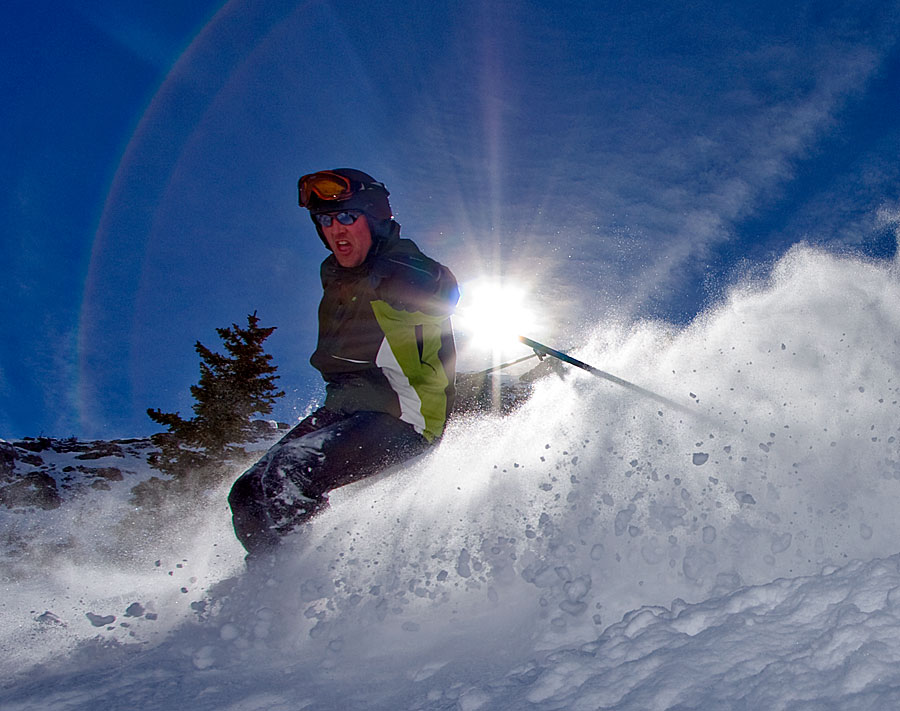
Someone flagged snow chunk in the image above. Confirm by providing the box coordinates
[85,612,115,627]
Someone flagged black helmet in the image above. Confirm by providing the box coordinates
[298,168,392,221]
[299,168,395,252]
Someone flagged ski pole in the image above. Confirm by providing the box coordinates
[518,335,695,416]
[469,351,539,377]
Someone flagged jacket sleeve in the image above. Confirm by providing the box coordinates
[370,252,459,316]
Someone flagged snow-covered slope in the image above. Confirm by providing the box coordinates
[2,244,899,710]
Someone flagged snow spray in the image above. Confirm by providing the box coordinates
[169,244,900,671]
[3,244,899,695]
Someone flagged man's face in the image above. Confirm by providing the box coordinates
[319,212,373,268]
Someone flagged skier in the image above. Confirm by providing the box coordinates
[228,169,458,556]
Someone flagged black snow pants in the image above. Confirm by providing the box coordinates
[228,408,430,555]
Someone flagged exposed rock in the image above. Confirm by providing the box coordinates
[76,443,125,460]
[115,438,156,449]
[0,471,62,510]
[0,441,15,476]
[18,453,45,467]
[15,438,54,453]
[78,466,125,481]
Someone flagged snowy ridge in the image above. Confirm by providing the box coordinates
[2,244,900,709]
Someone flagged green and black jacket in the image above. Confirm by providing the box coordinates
[310,224,458,442]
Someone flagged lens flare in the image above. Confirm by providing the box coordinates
[456,279,542,357]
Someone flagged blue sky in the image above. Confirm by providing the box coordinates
[2,0,899,440]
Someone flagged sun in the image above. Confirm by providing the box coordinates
[455,278,542,357]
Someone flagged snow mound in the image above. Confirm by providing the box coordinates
[459,554,900,710]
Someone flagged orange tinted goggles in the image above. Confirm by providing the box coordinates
[298,171,354,207]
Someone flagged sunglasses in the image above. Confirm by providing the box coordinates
[313,210,364,227]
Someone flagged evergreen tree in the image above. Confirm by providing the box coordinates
[146,312,284,479]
